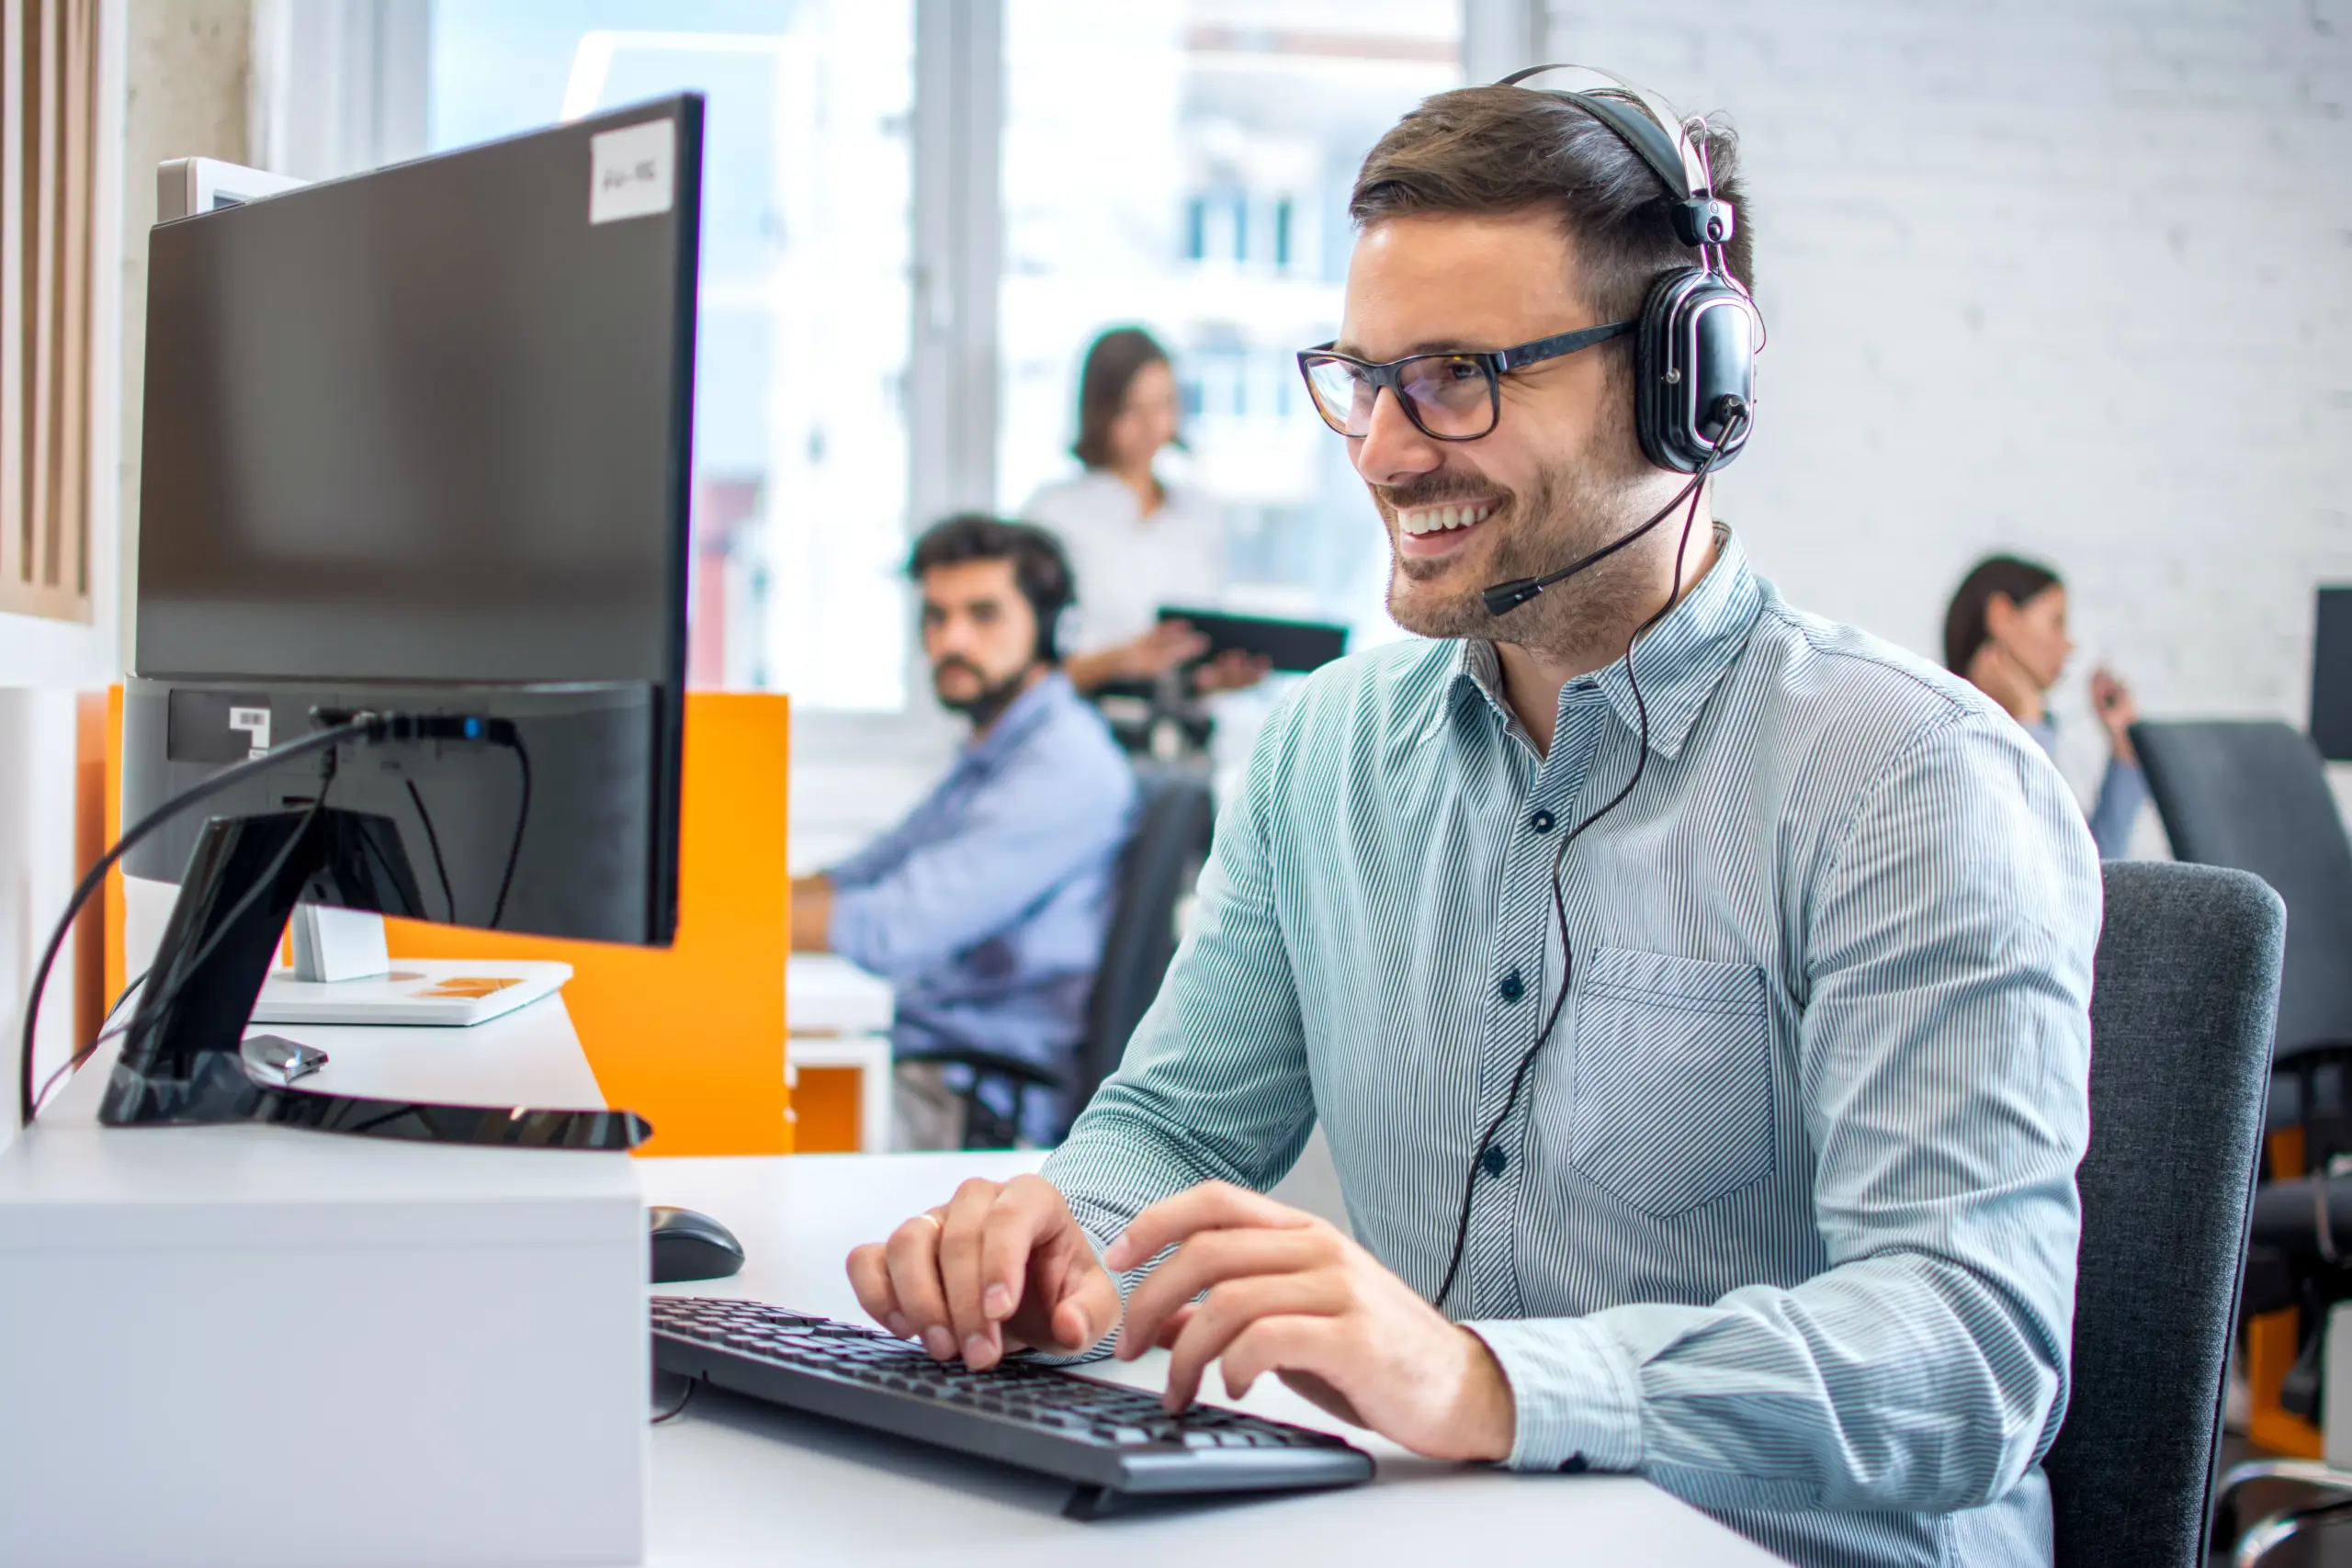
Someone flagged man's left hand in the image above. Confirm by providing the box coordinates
[1105,1181,1516,1463]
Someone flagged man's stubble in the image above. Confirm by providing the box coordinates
[1378,402,1664,660]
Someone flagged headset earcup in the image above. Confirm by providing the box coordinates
[1634,268,1758,474]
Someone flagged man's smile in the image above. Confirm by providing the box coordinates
[1393,497,1499,558]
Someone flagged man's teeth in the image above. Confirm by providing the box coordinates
[1398,502,1497,536]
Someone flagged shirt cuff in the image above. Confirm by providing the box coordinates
[824,887,877,973]
[1461,1315,1644,1473]
[1017,1201,1143,1367]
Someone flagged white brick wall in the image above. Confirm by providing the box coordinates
[1542,0,2352,837]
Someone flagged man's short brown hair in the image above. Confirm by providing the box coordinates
[1349,84,1753,329]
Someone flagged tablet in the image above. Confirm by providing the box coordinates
[1159,607,1350,673]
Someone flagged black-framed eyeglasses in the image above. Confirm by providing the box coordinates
[1295,320,1634,442]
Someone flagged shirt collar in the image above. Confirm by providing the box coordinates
[962,668,1071,768]
[1441,525,1763,761]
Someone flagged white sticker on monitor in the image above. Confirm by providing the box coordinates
[228,705,271,757]
[589,119,674,225]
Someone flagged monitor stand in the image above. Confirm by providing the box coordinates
[251,905,573,1028]
[97,807,650,1150]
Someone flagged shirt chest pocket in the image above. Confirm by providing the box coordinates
[1568,946,1776,1218]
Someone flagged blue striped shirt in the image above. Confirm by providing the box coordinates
[829,671,1136,1136]
[1042,529,2101,1568]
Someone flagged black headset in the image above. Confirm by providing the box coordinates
[1498,64,1761,476]
[1016,531,1076,665]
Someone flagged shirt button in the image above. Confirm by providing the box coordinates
[1498,969,1524,1004]
[1480,1145,1510,1178]
[1530,808,1555,834]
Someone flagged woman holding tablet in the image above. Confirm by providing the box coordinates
[1022,327,1268,697]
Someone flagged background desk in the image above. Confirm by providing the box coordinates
[787,953,893,1152]
[637,1151,1789,1567]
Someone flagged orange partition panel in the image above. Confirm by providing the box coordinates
[100,691,791,1156]
[791,1066,864,1154]
[74,692,110,1044]
[374,692,793,1157]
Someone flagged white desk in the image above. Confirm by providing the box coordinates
[787,953,895,1035]
[637,1153,1789,1568]
[16,1000,1785,1567]
[5,999,648,1568]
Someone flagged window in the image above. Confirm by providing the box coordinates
[430,0,917,710]
[384,3,1492,718]
[998,0,1461,643]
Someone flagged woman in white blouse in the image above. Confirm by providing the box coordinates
[1021,327,1267,697]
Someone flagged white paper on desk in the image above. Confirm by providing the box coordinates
[589,118,674,225]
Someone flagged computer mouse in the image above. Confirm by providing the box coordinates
[648,1205,746,1283]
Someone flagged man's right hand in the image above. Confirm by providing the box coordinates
[846,1174,1122,1371]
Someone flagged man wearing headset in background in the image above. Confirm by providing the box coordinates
[792,514,1136,1149]
[847,73,2098,1568]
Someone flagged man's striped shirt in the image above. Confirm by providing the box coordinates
[1042,528,2101,1568]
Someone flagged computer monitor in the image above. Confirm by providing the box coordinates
[2314,588,2352,762]
[107,96,704,1146]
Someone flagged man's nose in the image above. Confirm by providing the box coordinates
[1351,387,1444,488]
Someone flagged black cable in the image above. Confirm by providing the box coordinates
[650,1375,699,1425]
[403,778,457,922]
[104,969,151,1030]
[490,734,531,931]
[28,966,151,1119]
[15,719,367,1129]
[1481,470,1705,616]
[1432,407,1747,1314]
[36,763,350,1125]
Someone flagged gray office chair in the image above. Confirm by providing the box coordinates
[2044,861,2280,1568]
[1068,766,1214,1110]
[2132,721,2352,1104]
[2134,721,2352,1418]
[900,767,1214,1148]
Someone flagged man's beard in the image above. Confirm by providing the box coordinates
[1377,423,1659,649]
[933,656,1037,728]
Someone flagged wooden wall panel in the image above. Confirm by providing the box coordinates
[0,0,96,624]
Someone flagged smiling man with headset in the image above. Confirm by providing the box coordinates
[846,69,2099,1567]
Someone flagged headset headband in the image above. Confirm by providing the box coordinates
[1498,63,1733,250]
[1498,64,1705,195]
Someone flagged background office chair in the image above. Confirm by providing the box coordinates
[2132,722,2352,1127]
[2134,721,2352,1427]
[1069,765,1215,1109]
[900,767,1215,1148]
[2044,861,2280,1568]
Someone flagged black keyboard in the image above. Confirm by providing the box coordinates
[650,1295,1374,1517]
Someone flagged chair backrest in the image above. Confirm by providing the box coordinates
[2133,719,2352,1055]
[1075,768,1215,1106]
[2045,861,2282,1568]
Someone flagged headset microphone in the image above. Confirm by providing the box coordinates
[1479,394,1748,619]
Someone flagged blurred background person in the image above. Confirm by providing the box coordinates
[792,515,1136,1147]
[1023,326,1268,702]
[1945,555,2146,858]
